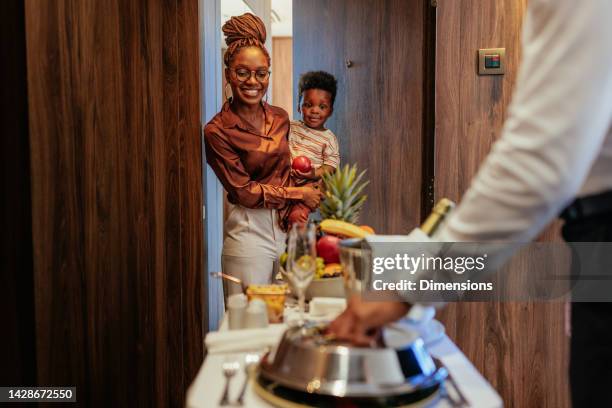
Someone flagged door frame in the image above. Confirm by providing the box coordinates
[200,0,224,331]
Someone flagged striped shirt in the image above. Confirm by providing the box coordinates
[288,120,340,169]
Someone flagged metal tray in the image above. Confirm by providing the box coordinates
[253,372,442,408]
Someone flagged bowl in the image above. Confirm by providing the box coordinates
[245,284,288,323]
[279,266,345,300]
[305,276,345,300]
[259,323,447,398]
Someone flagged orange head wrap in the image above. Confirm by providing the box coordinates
[222,13,270,67]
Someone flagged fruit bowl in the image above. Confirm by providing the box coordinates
[278,265,345,301]
[305,276,345,300]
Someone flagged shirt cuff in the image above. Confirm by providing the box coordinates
[284,187,304,201]
[261,186,304,209]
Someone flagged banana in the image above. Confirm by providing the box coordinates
[319,219,372,239]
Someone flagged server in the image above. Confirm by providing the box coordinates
[330,0,612,406]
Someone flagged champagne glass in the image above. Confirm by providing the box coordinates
[286,223,316,326]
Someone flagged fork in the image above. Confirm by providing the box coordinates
[236,353,261,405]
[219,359,240,406]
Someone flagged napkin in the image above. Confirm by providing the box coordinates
[205,325,286,354]
[308,297,347,317]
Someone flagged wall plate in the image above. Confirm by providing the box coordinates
[478,48,505,75]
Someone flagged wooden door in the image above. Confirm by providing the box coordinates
[293,0,432,233]
[23,0,204,405]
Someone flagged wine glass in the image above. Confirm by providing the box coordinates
[285,222,317,326]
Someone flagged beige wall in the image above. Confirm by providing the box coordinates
[272,37,293,119]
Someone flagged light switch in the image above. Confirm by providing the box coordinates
[484,54,500,69]
[478,48,505,75]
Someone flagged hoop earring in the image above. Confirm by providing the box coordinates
[224,83,232,101]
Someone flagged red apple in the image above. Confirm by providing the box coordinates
[292,156,312,173]
[316,235,341,264]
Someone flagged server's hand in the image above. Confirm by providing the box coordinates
[328,296,410,346]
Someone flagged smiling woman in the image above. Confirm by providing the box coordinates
[204,13,323,294]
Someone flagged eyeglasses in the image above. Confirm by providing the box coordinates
[230,68,271,83]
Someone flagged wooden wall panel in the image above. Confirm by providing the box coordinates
[292,0,346,133]
[434,1,570,407]
[344,0,426,232]
[272,37,293,119]
[294,0,428,233]
[24,0,204,406]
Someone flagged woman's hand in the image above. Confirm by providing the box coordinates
[300,184,323,209]
[291,168,317,181]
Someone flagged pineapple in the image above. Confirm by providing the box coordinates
[320,164,369,224]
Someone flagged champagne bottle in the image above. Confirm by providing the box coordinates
[407,198,455,322]
[420,198,455,238]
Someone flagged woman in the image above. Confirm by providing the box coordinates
[204,13,321,293]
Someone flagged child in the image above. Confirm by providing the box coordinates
[283,71,340,227]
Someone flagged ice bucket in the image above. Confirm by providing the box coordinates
[339,238,370,298]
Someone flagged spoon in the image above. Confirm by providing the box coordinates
[210,272,242,285]
[211,272,246,292]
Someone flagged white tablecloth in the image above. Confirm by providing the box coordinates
[187,315,503,408]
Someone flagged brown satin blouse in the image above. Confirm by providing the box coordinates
[204,101,303,209]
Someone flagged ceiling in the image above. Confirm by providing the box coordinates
[221,0,292,37]
[271,0,292,37]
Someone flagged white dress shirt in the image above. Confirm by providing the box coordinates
[438,0,612,246]
[396,0,612,305]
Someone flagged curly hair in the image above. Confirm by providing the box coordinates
[222,13,270,67]
[298,71,338,106]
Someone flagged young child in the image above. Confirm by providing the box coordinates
[284,71,340,227]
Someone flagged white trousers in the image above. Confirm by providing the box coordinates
[222,204,286,295]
